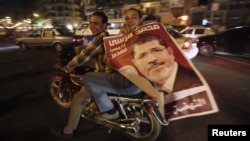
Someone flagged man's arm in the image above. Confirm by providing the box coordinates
[65,32,107,72]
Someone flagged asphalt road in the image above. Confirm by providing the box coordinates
[0,40,249,141]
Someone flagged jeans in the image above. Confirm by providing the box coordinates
[63,71,141,134]
[82,71,141,112]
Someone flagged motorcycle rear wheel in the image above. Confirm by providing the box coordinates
[122,110,162,141]
[49,76,72,108]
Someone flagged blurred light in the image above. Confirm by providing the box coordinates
[180,15,188,21]
[5,16,12,24]
[37,22,43,28]
[183,41,191,49]
[66,24,74,32]
[43,19,53,28]
[182,43,199,59]
[0,46,19,52]
[33,13,39,18]
[66,24,73,30]
[202,19,209,26]
[44,25,53,28]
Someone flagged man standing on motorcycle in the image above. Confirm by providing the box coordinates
[51,10,143,137]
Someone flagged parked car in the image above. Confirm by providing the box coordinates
[165,26,198,59]
[196,26,250,57]
[180,26,216,41]
[15,28,75,52]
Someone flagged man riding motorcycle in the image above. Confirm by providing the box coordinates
[51,11,142,137]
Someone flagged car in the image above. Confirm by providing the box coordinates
[72,34,94,46]
[180,26,216,41]
[15,28,75,52]
[165,26,198,59]
[74,18,124,45]
[196,26,250,57]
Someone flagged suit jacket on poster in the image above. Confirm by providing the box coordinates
[172,64,203,93]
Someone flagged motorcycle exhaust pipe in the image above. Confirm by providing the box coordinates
[105,119,140,133]
[144,101,169,126]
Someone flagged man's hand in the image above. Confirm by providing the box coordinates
[54,64,69,73]
[119,25,132,34]
[53,63,64,70]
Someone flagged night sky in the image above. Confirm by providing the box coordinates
[1,0,208,18]
[199,0,209,5]
[2,0,20,17]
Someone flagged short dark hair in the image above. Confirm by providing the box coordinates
[91,12,108,24]
[126,8,143,19]
[131,33,168,58]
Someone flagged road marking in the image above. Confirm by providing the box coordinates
[214,55,250,66]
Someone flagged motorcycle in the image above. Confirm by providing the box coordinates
[49,46,169,141]
[81,90,168,141]
[49,45,94,108]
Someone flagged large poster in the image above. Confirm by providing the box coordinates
[103,22,219,121]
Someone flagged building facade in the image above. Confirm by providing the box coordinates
[80,0,203,26]
[191,0,250,27]
[36,0,82,27]
[16,0,210,28]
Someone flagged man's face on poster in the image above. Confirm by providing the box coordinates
[132,39,176,84]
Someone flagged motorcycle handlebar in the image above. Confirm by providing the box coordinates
[54,63,69,73]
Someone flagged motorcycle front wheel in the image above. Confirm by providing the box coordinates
[122,109,162,141]
[49,76,73,108]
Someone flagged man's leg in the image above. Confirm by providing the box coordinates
[82,72,141,116]
[82,72,115,112]
[63,87,90,134]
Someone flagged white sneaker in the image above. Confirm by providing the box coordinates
[94,111,119,121]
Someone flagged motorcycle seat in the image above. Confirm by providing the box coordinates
[107,91,146,98]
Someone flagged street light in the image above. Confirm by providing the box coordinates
[33,13,39,18]
[32,13,40,29]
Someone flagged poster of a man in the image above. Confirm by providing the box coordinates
[103,22,218,121]
[130,33,203,94]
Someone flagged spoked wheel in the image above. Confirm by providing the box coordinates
[122,109,162,141]
[49,76,72,108]
[54,43,63,52]
[199,44,214,56]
